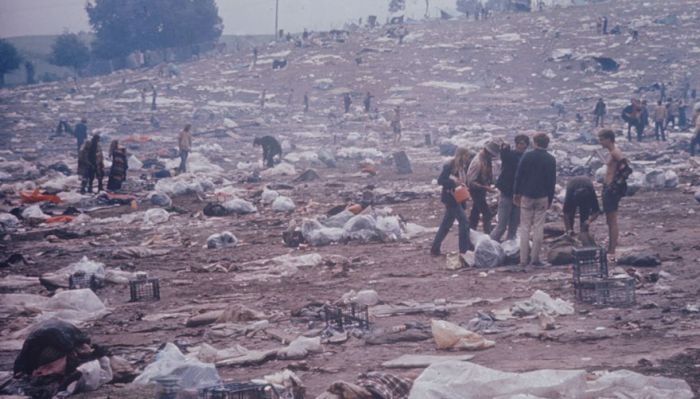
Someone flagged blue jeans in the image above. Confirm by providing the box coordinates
[490,193,520,242]
[431,202,472,254]
[179,150,189,173]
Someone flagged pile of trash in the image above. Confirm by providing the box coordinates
[296,208,405,246]
[1,320,135,398]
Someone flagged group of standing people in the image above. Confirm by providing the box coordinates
[431,129,628,267]
[620,96,692,142]
[55,118,129,194]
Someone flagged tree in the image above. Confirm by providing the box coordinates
[87,0,223,59]
[0,39,22,87]
[388,0,406,13]
[50,33,91,73]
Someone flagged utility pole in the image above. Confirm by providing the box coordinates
[275,0,279,40]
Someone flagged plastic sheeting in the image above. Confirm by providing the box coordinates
[409,361,693,399]
[271,196,296,212]
[133,343,220,390]
[222,198,257,214]
[144,208,170,225]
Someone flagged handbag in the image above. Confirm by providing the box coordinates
[453,185,471,203]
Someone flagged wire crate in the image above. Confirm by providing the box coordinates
[323,303,370,331]
[69,271,103,291]
[572,246,608,284]
[198,382,272,399]
[575,277,636,307]
[129,276,160,302]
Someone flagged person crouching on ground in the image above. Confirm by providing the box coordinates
[431,147,475,256]
[107,140,129,191]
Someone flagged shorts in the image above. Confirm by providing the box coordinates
[602,186,622,213]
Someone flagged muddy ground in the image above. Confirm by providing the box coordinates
[1,0,700,397]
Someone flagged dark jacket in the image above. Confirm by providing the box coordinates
[437,162,464,206]
[495,147,523,197]
[74,123,87,143]
[514,148,556,204]
[593,101,606,116]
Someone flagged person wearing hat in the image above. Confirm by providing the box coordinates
[466,141,499,234]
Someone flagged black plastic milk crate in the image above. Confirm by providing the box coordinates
[128,277,160,302]
[575,277,636,307]
[572,246,608,284]
[198,382,272,399]
[69,271,103,291]
[323,303,370,331]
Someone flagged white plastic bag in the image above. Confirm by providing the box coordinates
[271,196,296,212]
[206,231,238,249]
[133,342,220,390]
[222,198,257,214]
[431,320,495,351]
[144,208,170,225]
[261,189,279,204]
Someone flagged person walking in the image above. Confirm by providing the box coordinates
[598,129,631,263]
[513,133,556,268]
[490,134,529,242]
[106,140,129,191]
[466,141,499,234]
[178,124,192,174]
[431,147,475,257]
[653,100,667,141]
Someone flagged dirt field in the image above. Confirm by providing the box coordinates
[2,0,700,397]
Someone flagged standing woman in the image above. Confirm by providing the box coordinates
[107,140,129,191]
[431,147,475,256]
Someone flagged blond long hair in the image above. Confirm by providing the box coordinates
[451,147,472,171]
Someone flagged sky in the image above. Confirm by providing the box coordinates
[0,0,458,39]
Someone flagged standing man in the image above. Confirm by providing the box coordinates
[514,133,556,268]
[491,134,529,242]
[79,134,104,194]
[621,98,641,142]
[598,129,630,263]
[178,124,192,174]
[343,93,352,113]
[467,141,499,234]
[593,98,606,127]
[363,92,373,113]
[391,106,402,144]
[150,84,157,111]
[654,100,667,141]
[73,118,88,156]
[666,97,677,130]
[690,105,700,156]
[303,92,309,112]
